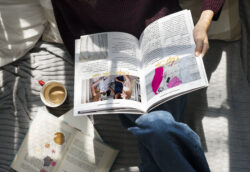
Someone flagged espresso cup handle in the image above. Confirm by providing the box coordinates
[39,80,45,86]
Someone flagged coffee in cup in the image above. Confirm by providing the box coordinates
[40,81,67,108]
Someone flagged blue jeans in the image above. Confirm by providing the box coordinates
[119,97,210,172]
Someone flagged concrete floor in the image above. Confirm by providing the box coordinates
[185,40,250,172]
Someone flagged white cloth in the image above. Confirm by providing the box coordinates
[39,0,63,44]
[0,0,46,67]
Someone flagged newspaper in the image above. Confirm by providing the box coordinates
[11,108,118,172]
[74,10,208,116]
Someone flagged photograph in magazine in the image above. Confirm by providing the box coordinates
[81,75,141,104]
[145,55,201,101]
[79,33,109,62]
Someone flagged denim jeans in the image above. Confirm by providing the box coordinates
[119,96,210,172]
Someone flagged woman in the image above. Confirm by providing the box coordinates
[114,76,124,99]
[52,1,224,171]
[52,0,224,59]
[121,75,133,99]
[91,77,102,102]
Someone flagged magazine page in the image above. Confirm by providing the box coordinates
[11,108,76,172]
[56,131,119,172]
[139,10,208,109]
[74,32,146,116]
[59,109,103,142]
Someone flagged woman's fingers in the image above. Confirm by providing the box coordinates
[194,34,209,58]
[193,10,214,58]
[195,38,203,57]
[201,37,209,58]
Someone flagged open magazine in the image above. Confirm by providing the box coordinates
[74,10,208,116]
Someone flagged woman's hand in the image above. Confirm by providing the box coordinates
[193,10,214,57]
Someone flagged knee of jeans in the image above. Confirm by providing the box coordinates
[135,110,175,130]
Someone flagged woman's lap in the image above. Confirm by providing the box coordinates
[118,96,210,172]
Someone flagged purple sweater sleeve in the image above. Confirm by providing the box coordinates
[202,0,225,20]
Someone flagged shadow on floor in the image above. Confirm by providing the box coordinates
[185,40,250,172]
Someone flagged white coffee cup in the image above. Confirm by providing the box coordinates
[40,81,67,108]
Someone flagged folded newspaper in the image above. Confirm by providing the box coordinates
[74,10,208,116]
[11,108,118,172]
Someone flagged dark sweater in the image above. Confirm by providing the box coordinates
[52,0,225,57]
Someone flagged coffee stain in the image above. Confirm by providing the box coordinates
[54,132,65,145]
[45,143,50,148]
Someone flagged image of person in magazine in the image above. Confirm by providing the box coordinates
[81,75,141,103]
[114,75,134,100]
[114,76,124,99]
[147,56,201,101]
[91,76,114,102]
